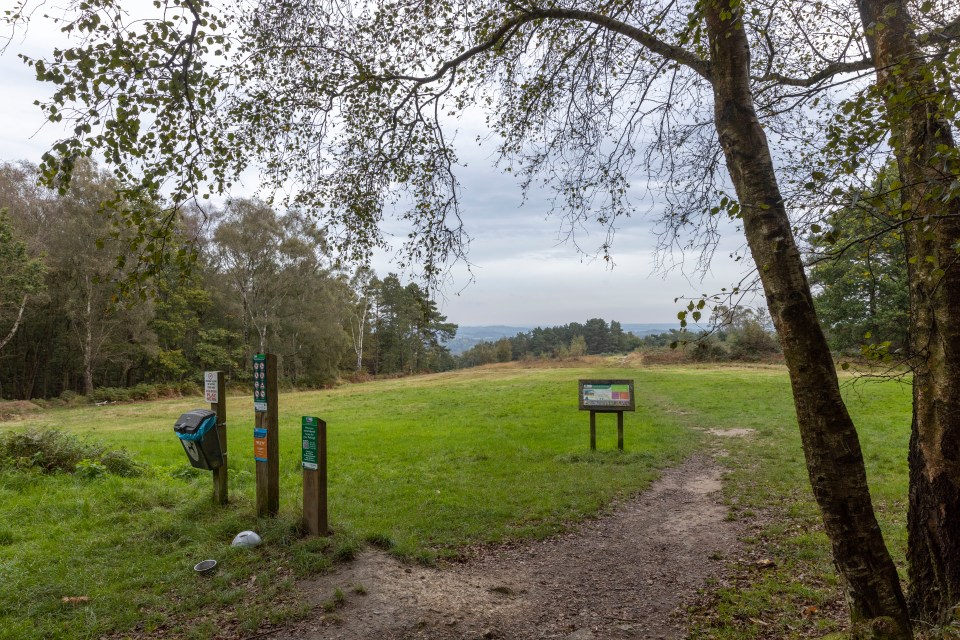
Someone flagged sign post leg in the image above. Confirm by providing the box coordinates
[590,411,597,451]
[255,353,280,517]
[208,371,228,505]
[617,411,624,451]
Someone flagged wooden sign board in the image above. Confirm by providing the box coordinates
[578,379,635,412]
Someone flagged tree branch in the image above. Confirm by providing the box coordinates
[755,16,960,87]
[525,7,712,81]
[376,7,711,85]
[756,58,875,87]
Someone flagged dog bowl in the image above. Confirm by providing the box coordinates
[193,559,217,575]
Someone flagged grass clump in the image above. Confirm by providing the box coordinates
[0,428,143,476]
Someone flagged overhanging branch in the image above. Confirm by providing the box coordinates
[375,6,711,85]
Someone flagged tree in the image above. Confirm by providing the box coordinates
[348,266,375,373]
[20,0,960,632]
[807,165,909,355]
[366,274,456,375]
[41,160,155,395]
[852,0,960,623]
[0,210,44,354]
[209,199,351,382]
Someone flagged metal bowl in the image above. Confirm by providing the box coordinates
[193,559,217,575]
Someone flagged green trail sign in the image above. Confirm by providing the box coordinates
[302,416,319,470]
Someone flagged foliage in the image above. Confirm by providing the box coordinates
[0,428,142,476]
[458,314,780,367]
[0,208,45,352]
[459,318,642,366]
[363,273,457,375]
[0,164,457,399]
[807,164,909,356]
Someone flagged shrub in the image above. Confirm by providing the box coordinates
[177,381,201,397]
[58,390,86,406]
[89,387,131,404]
[0,428,144,477]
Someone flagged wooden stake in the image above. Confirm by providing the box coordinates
[208,371,228,506]
[255,353,279,517]
[302,417,329,536]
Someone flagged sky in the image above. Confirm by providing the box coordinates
[0,15,756,328]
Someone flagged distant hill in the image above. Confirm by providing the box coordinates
[443,326,532,355]
[444,322,679,355]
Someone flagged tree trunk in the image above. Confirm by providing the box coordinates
[0,294,28,353]
[705,3,911,636]
[857,0,960,624]
[83,282,94,396]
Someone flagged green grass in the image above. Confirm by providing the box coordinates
[0,363,923,639]
[0,363,698,639]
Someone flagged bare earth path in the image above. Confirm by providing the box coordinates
[269,455,743,640]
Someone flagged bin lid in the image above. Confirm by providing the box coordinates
[174,409,218,441]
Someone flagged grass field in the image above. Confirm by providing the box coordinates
[0,361,915,639]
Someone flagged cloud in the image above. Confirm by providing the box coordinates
[1,20,759,327]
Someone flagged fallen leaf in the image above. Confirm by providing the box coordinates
[62,596,90,604]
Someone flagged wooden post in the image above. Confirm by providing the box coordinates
[302,416,329,536]
[206,371,228,506]
[617,411,624,451]
[254,353,280,517]
[590,411,597,451]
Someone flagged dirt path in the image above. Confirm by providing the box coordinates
[269,455,743,640]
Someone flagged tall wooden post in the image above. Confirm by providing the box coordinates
[254,353,279,517]
[206,371,228,505]
[302,416,329,536]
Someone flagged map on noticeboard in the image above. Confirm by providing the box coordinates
[578,379,636,412]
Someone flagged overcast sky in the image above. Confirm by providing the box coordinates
[0,18,755,327]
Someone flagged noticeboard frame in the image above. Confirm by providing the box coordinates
[578,379,636,412]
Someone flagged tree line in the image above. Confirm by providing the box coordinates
[0,161,457,400]
[458,319,642,366]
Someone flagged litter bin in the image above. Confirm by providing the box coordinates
[174,409,223,470]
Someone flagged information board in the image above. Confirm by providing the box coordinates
[204,371,219,403]
[302,416,319,470]
[253,354,267,412]
[578,379,635,412]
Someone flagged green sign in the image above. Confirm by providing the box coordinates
[253,354,267,412]
[302,416,319,470]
